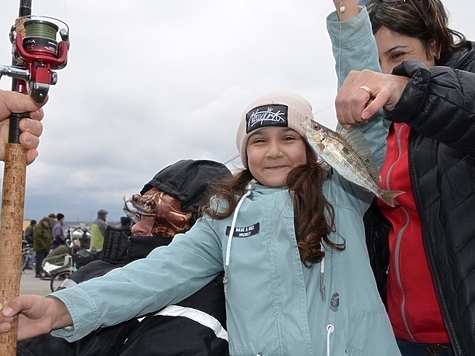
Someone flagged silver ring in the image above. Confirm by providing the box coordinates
[359,85,374,98]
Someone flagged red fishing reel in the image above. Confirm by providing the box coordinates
[8,15,69,102]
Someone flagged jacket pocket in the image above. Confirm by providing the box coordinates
[345,344,363,356]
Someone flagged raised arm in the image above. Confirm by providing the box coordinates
[326,2,387,168]
[332,0,358,21]
[329,0,409,129]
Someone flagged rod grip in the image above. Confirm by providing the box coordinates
[0,142,27,355]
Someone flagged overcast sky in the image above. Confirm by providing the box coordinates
[0,0,471,224]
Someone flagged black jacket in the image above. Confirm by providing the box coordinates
[18,227,229,356]
[364,42,475,356]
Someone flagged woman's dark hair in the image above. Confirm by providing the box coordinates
[367,0,467,62]
[202,144,343,266]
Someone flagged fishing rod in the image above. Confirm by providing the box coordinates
[0,0,69,353]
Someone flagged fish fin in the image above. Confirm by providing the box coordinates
[379,189,405,207]
[339,127,381,182]
[338,127,373,161]
[365,161,381,184]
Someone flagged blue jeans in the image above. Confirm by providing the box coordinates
[397,338,451,356]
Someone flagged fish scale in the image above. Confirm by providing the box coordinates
[302,118,403,207]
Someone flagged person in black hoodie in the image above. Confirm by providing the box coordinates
[17,159,231,356]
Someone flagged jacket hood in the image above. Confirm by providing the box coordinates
[140,159,232,214]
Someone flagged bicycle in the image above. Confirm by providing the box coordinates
[20,239,36,273]
[41,226,95,292]
[49,258,77,292]
[44,227,88,292]
[43,253,78,292]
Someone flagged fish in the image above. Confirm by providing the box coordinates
[302,118,404,207]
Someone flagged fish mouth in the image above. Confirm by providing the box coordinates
[301,117,323,144]
[301,117,320,130]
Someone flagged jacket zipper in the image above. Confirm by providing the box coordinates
[386,124,416,341]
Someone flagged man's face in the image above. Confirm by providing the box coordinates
[124,188,192,237]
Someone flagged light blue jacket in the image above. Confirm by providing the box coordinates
[50,8,400,356]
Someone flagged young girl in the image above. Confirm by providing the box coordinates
[1,4,400,356]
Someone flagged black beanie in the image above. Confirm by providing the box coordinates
[140,159,232,214]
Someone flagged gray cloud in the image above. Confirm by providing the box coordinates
[0,0,471,223]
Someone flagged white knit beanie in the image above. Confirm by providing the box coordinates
[236,91,314,167]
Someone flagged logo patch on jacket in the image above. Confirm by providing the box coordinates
[226,223,260,238]
[246,104,288,134]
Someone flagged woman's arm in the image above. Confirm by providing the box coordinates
[386,59,475,154]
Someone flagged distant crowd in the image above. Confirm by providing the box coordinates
[23,210,131,279]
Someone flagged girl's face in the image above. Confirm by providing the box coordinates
[246,127,307,188]
[375,26,437,74]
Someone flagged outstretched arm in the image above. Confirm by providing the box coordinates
[0,295,73,340]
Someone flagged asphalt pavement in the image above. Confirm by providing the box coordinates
[20,268,52,296]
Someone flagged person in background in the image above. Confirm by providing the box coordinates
[17,159,231,356]
[23,220,36,245]
[33,217,52,278]
[45,234,83,262]
[89,209,108,251]
[115,216,131,230]
[48,213,57,231]
[51,213,65,250]
[331,0,475,354]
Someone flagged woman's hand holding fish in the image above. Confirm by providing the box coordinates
[335,69,409,129]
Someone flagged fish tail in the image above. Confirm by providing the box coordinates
[379,189,405,207]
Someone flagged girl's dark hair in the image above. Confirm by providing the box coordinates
[201,144,344,266]
[367,0,467,62]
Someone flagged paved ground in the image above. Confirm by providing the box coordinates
[20,268,52,296]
